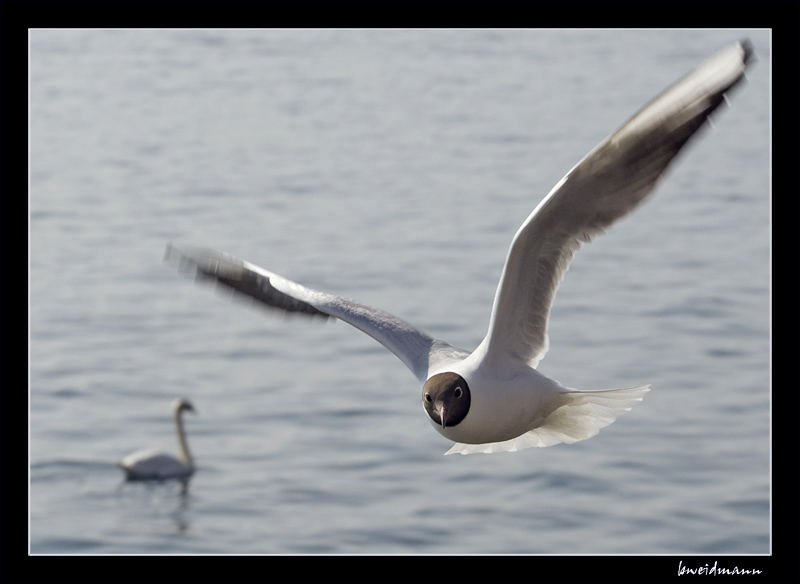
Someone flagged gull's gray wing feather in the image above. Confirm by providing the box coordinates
[479,40,754,368]
[165,244,469,381]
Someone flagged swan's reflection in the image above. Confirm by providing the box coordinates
[171,479,192,532]
[115,475,195,534]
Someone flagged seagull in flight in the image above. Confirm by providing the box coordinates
[166,40,753,454]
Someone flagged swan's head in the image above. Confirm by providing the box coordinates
[172,398,196,415]
[422,372,471,430]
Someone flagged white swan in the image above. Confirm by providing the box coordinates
[117,398,196,480]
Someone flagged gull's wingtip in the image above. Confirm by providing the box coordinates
[163,242,203,276]
[164,243,227,278]
[739,38,755,65]
[164,242,335,321]
[164,242,178,264]
[164,242,197,269]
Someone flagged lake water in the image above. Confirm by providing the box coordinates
[29,29,770,556]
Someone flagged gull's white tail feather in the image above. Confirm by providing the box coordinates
[444,385,651,455]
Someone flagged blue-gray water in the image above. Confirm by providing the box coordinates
[29,29,770,555]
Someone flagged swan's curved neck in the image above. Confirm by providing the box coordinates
[174,409,193,466]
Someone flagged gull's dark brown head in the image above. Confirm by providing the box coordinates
[422,372,471,428]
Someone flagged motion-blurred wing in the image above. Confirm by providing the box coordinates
[165,244,469,381]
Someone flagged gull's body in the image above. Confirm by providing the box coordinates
[118,399,196,479]
[166,41,752,454]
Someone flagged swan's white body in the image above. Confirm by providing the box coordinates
[166,41,752,454]
[118,398,196,479]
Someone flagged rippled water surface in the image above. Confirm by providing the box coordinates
[29,29,770,555]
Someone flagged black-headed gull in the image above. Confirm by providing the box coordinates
[166,40,752,455]
[117,398,196,479]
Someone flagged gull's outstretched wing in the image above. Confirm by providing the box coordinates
[478,40,753,368]
[165,245,469,381]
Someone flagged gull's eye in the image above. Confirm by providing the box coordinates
[424,393,432,403]
[454,386,463,398]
